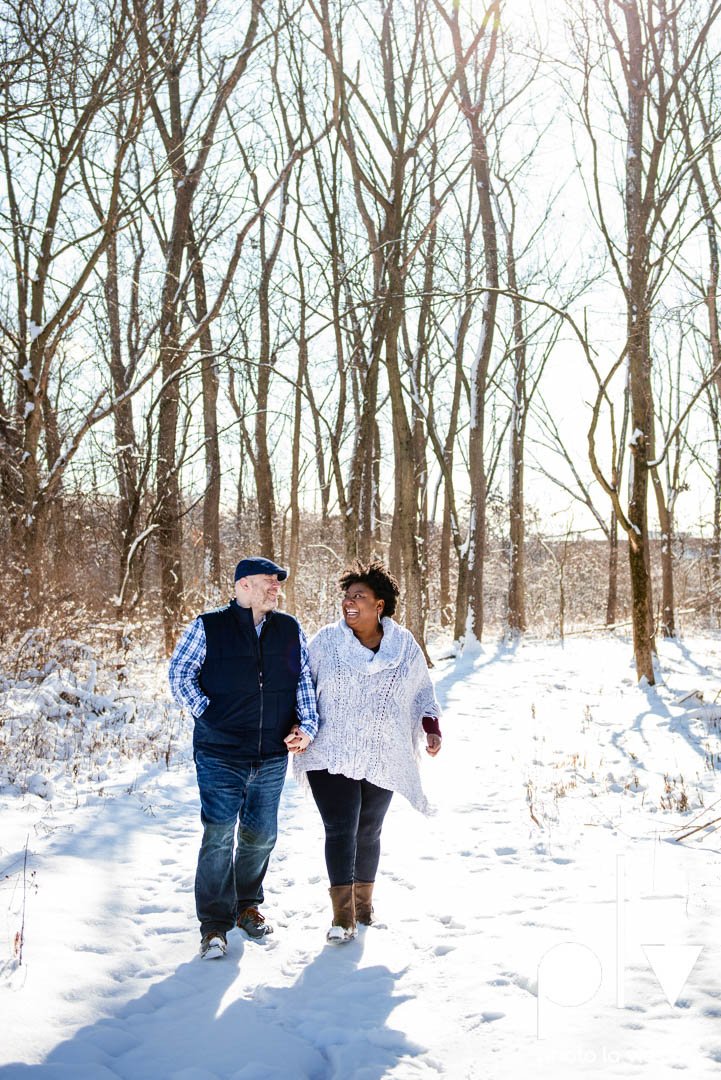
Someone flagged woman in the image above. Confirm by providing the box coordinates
[294,561,442,943]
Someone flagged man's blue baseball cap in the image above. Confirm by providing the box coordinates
[234,557,288,582]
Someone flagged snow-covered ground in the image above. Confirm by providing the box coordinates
[3,634,721,1078]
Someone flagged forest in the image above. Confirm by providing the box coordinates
[4,8,721,1070]
[2,0,721,682]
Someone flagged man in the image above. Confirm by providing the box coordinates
[169,556,317,960]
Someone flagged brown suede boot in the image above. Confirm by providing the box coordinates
[327,884,356,943]
[354,881,375,926]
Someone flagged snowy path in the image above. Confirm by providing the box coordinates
[3,637,721,1077]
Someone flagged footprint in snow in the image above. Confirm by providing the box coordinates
[465,1011,505,1027]
[385,871,416,890]
[499,970,536,996]
[437,914,466,930]
[138,902,182,915]
[242,933,279,951]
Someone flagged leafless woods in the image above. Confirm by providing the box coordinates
[1,0,720,680]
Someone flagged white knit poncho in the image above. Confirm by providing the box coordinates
[294,617,441,813]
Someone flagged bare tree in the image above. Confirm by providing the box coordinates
[132,0,302,649]
[437,0,502,646]
[0,0,147,611]
[570,0,721,681]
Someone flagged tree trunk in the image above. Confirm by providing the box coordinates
[715,412,721,624]
[623,0,655,682]
[508,431,526,634]
[606,511,619,626]
[286,210,308,610]
[349,347,380,563]
[440,481,452,627]
[448,3,501,647]
[650,467,675,637]
[104,236,144,615]
[255,234,278,559]
[189,231,221,594]
[385,265,425,645]
[506,240,527,636]
[41,392,66,578]
[156,376,186,653]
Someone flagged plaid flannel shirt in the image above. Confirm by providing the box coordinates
[168,613,319,741]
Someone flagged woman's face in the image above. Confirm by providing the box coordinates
[342,582,384,634]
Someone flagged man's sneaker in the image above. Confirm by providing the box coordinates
[237,907,273,939]
[199,930,227,960]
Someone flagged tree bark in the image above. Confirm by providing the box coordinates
[104,234,145,614]
[505,214,527,636]
[446,1,502,646]
[188,229,221,594]
[606,511,619,627]
[623,0,656,680]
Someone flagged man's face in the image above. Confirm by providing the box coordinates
[235,573,282,615]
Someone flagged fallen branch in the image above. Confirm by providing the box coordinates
[560,608,700,637]
[675,814,721,842]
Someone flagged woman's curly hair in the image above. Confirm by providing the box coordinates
[339,560,400,618]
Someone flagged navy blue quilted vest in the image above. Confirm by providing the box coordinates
[193,600,301,760]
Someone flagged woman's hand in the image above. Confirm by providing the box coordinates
[285,725,311,754]
[425,733,442,757]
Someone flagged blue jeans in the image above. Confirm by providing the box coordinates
[307,770,394,886]
[194,751,288,936]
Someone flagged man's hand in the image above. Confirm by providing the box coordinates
[425,733,442,757]
[285,725,311,754]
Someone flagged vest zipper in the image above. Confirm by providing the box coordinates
[257,628,264,756]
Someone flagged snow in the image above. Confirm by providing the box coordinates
[3,635,721,1077]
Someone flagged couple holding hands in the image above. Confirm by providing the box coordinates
[169,556,442,959]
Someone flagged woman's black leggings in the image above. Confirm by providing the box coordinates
[307,770,394,885]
